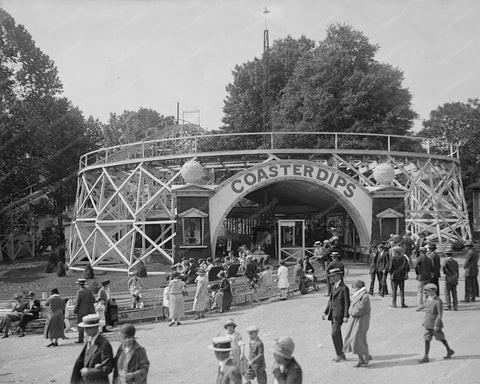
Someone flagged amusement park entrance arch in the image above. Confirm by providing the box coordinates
[209,160,373,254]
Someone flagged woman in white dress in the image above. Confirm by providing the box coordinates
[192,267,209,320]
[224,318,245,373]
[277,260,290,300]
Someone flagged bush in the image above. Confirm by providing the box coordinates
[57,261,66,277]
[45,261,54,273]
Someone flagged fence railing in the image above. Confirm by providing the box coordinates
[79,131,459,170]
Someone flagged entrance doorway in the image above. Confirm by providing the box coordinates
[278,219,305,263]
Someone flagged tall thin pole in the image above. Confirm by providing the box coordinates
[176,101,180,125]
[262,7,270,132]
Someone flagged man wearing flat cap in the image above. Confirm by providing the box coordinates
[322,268,350,362]
[271,337,302,383]
[17,291,41,337]
[74,278,96,343]
[210,336,242,384]
[442,249,459,311]
[113,323,150,384]
[71,314,114,383]
[415,246,433,311]
[0,293,27,338]
[418,284,454,363]
[463,240,478,302]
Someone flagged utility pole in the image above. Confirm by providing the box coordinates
[262,7,271,132]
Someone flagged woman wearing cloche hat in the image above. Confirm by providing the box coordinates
[224,319,246,375]
[193,267,209,320]
[271,336,302,383]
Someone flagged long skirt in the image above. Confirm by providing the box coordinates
[170,294,185,320]
[222,290,233,312]
[343,316,370,356]
[44,310,64,340]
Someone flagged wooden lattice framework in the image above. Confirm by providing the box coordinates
[69,131,471,273]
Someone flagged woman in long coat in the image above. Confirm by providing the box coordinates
[168,272,186,326]
[193,267,209,319]
[277,260,289,300]
[343,280,372,367]
[44,288,66,347]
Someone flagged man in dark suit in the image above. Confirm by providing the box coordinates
[17,291,41,337]
[368,244,379,295]
[415,247,433,311]
[325,252,345,297]
[0,293,27,338]
[442,250,459,311]
[209,336,242,384]
[74,278,96,343]
[71,314,114,384]
[427,243,441,296]
[389,245,410,308]
[322,268,350,362]
[377,243,390,296]
[463,240,479,302]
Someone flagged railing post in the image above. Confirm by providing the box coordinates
[387,135,391,151]
[335,133,338,149]
[142,142,145,158]
[271,132,274,150]
[194,136,197,153]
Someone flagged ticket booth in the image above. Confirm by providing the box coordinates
[278,219,305,263]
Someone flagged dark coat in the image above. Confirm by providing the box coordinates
[368,249,378,274]
[442,258,459,285]
[428,251,441,279]
[248,337,266,371]
[74,287,96,317]
[415,254,433,282]
[389,254,410,281]
[71,333,114,384]
[401,236,415,256]
[216,358,242,384]
[377,249,390,273]
[113,340,150,384]
[324,282,350,322]
[25,299,41,319]
[464,249,479,277]
[272,357,302,384]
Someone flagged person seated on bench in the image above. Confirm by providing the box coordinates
[303,257,319,291]
[227,263,241,278]
[0,293,27,338]
[17,291,41,337]
[244,255,259,288]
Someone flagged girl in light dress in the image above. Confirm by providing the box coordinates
[224,319,246,375]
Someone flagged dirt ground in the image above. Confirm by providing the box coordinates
[1,260,479,384]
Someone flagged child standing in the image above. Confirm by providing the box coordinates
[245,325,267,384]
[418,283,455,363]
[95,297,106,331]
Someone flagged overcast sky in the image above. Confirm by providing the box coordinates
[2,0,480,132]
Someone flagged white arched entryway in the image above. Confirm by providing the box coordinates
[209,160,373,252]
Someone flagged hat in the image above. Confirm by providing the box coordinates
[96,297,105,302]
[328,268,343,276]
[272,337,295,359]
[188,258,195,263]
[352,280,365,289]
[246,255,253,261]
[26,291,35,298]
[77,278,87,285]
[217,270,226,278]
[171,271,180,278]
[246,325,259,333]
[419,246,427,252]
[197,267,206,276]
[465,240,473,247]
[424,283,437,292]
[101,279,110,286]
[14,293,24,300]
[323,240,330,244]
[427,242,436,249]
[208,336,232,351]
[78,314,101,328]
[119,323,136,338]
[224,318,237,329]
[331,252,340,258]
[314,241,322,246]
[444,250,453,255]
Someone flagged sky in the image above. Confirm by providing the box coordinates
[2,0,480,132]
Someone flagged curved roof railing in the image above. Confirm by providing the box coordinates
[79,131,459,171]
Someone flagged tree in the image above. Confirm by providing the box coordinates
[222,35,315,133]
[275,24,417,139]
[103,108,175,146]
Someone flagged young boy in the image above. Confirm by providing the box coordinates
[418,283,454,363]
[245,325,267,384]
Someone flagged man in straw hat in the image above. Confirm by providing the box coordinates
[418,283,454,363]
[209,336,242,384]
[322,268,350,362]
[271,336,302,383]
[17,291,41,337]
[0,293,27,338]
[113,323,150,384]
[73,278,96,344]
[463,240,478,302]
[324,252,345,297]
[71,314,114,383]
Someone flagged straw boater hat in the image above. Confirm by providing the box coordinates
[328,268,343,276]
[209,336,232,351]
[26,291,35,298]
[14,293,24,300]
[224,318,237,329]
[272,337,295,359]
[77,278,87,285]
[78,314,101,328]
[424,283,437,292]
[246,325,259,333]
[314,241,322,246]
